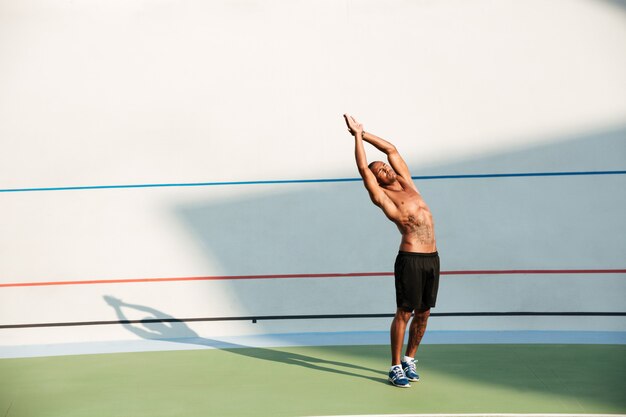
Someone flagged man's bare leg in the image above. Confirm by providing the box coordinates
[405,308,431,358]
[390,308,412,365]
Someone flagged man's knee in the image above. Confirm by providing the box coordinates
[395,308,413,322]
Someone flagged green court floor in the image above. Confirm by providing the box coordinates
[1,344,625,417]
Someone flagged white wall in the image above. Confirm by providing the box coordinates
[1,0,625,346]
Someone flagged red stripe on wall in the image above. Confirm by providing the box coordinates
[443,269,626,275]
[1,269,625,288]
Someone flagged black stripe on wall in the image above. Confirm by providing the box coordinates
[1,311,624,329]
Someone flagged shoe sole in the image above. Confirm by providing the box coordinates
[388,378,411,388]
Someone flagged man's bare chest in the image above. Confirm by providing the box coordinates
[384,188,428,215]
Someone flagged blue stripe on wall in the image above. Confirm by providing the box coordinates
[1,170,625,193]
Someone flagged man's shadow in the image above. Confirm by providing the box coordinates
[103,296,387,384]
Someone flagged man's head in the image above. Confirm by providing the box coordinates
[368,161,397,185]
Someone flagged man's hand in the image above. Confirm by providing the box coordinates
[343,114,363,136]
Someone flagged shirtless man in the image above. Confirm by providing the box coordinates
[343,114,440,388]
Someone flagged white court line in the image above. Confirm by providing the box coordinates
[305,414,626,417]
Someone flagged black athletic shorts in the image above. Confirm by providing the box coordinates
[394,251,440,311]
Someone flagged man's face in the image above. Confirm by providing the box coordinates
[370,161,397,185]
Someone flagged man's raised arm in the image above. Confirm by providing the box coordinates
[344,114,398,214]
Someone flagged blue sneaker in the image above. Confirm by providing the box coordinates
[388,365,411,388]
[401,358,419,382]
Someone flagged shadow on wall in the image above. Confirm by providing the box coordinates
[102,295,387,385]
[602,0,626,12]
[174,125,626,272]
[176,180,399,276]
[170,126,626,322]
